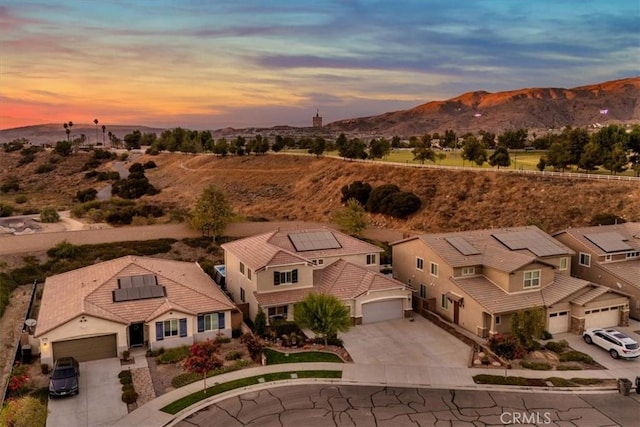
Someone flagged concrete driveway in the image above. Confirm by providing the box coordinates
[47,358,127,427]
[554,319,640,379]
[341,315,471,367]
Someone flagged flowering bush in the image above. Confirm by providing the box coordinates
[487,334,525,360]
[7,363,30,397]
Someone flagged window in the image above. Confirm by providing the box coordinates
[273,269,298,285]
[240,288,245,303]
[523,270,541,288]
[313,259,324,266]
[579,253,591,267]
[605,255,612,262]
[155,318,187,341]
[419,284,427,299]
[441,294,449,309]
[268,305,288,320]
[462,267,475,276]
[430,262,439,277]
[416,257,424,271]
[366,254,376,265]
[627,251,640,260]
[247,269,252,280]
[197,312,226,332]
[495,316,501,325]
[559,257,568,271]
[239,262,245,275]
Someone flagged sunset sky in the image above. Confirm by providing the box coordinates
[1,0,638,130]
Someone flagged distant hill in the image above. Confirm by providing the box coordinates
[0,124,165,146]
[326,77,640,136]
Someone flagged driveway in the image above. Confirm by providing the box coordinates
[341,316,470,367]
[47,358,127,427]
[554,319,640,379]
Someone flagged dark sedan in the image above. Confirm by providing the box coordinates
[49,357,79,397]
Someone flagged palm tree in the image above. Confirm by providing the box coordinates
[63,123,69,142]
[294,293,352,345]
[94,119,99,145]
[102,125,106,146]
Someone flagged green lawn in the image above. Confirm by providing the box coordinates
[160,370,342,414]
[264,348,344,364]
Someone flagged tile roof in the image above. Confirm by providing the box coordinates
[570,286,611,306]
[553,223,640,289]
[254,259,407,307]
[393,225,574,272]
[222,227,383,271]
[35,256,236,337]
[452,273,602,314]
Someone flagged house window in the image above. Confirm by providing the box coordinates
[604,255,612,262]
[268,305,288,320]
[523,270,541,288]
[198,312,226,332]
[430,262,439,277]
[559,257,568,271]
[155,318,187,341]
[314,259,324,266]
[419,284,427,299]
[247,269,252,280]
[240,288,245,303]
[579,253,591,267]
[273,269,298,285]
[366,254,376,265]
[239,262,245,275]
[416,257,424,271]
[495,316,501,325]
[627,251,640,259]
[462,267,475,276]
[441,294,449,309]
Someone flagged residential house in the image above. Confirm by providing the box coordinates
[221,227,411,325]
[553,222,640,320]
[391,226,629,337]
[35,256,238,366]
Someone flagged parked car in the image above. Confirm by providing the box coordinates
[49,357,79,397]
[583,328,640,359]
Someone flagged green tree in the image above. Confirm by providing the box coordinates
[254,308,267,337]
[578,141,603,173]
[189,186,234,238]
[511,307,545,349]
[497,129,527,149]
[368,138,390,160]
[488,146,511,169]
[546,141,572,171]
[332,199,368,236]
[602,143,629,175]
[40,207,60,223]
[443,129,457,149]
[308,137,326,157]
[294,293,352,345]
[461,136,487,166]
[124,130,142,150]
[340,181,372,205]
[54,140,72,156]
[0,396,48,427]
[213,138,229,156]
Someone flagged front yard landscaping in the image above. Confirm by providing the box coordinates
[264,348,345,364]
[473,374,614,388]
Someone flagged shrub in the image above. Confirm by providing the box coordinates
[487,334,525,360]
[40,363,50,375]
[556,365,582,371]
[520,361,551,370]
[558,351,594,364]
[240,333,264,362]
[122,384,135,393]
[0,203,14,217]
[1,177,20,193]
[35,163,55,174]
[84,170,99,179]
[544,340,568,353]
[547,377,575,387]
[254,309,267,337]
[14,195,27,204]
[215,334,231,344]
[40,207,60,223]
[232,328,243,339]
[143,161,157,169]
[473,375,528,386]
[541,330,553,340]
[82,159,101,170]
[121,390,138,404]
[171,372,200,388]
[590,213,626,226]
[18,153,35,165]
[120,376,133,385]
[76,188,98,203]
[118,370,132,379]
[273,320,300,337]
[366,184,400,213]
[340,181,372,205]
[157,346,190,364]
[137,204,164,218]
[3,139,25,152]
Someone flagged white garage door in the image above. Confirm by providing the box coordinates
[52,334,117,362]
[585,306,619,329]
[548,311,569,334]
[362,299,403,324]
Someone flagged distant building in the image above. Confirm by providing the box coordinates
[312,109,322,128]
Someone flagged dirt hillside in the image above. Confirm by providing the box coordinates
[143,153,639,234]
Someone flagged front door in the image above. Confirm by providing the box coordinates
[453,301,460,324]
[129,322,144,347]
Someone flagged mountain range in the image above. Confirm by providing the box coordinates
[1,77,638,144]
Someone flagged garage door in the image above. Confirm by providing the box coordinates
[585,306,619,329]
[548,311,569,334]
[52,334,117,362]
[362,299,403,324]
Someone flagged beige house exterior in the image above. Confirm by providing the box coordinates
[391,226,629,338]
[553,222,640,320]
[221,228,411,325]
[35,256,237,366]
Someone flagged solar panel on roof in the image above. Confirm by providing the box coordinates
[492,230,565,256]
[445,236,481,255]
[584,232,632,253]
[113,274,165,302]
[118,276,133,289]
[289,231,342,252]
